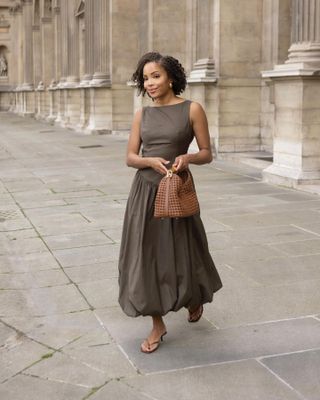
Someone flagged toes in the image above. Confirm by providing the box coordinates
[141,340,150,352]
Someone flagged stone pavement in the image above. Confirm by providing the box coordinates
[0,112,320,400]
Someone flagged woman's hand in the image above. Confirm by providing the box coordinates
[147,157,170,175]
[173,154,190,172]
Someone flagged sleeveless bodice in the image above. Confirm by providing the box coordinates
[138,100,194,184]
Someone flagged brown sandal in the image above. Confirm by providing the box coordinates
[188,304,203,323]
[140,331,167,354]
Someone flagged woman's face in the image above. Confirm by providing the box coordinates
[143,62,172,99]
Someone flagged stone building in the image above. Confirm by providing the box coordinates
[0,0,320,189]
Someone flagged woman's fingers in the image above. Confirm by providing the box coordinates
[152,158,169,174]
[173,156,188,171]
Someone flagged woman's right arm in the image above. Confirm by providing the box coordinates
[126,109,169,175]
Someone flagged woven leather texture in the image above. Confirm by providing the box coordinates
[154,170,200,218]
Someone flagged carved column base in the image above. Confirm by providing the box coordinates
[86,86,112,134]
[19,90,35,117]
[261,76,320,188]
[90,72,111,87]
[65,89,81,128]
[187,58,217,83]
[262,62,320,78]
[77,87,90,130]
[54,89,66,125]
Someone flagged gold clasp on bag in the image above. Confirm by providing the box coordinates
[166,168,173,178]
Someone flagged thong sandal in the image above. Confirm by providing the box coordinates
[188,304,203,323]
[140,331,167,354]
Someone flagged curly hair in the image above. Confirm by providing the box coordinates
[131,52,187,97]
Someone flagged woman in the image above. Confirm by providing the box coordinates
[118,52,222,354]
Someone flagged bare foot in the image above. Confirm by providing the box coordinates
[188,304,203,322]
[141,325,167,353]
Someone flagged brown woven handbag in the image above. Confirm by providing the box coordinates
[154,168,200,218]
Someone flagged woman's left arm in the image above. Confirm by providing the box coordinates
[173,102,213,171]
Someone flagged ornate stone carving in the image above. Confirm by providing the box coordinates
[0,54,8,77]
[0,14,10,28]
[9,3,22,15]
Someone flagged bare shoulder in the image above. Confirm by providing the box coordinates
[189,101,206,117]
[189,101,207,123]
[133,108,143,121]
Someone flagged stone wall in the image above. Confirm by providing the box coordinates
[1,0,320,187]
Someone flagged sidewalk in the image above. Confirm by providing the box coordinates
[1,112,320,399]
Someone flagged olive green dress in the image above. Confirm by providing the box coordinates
[118,100,222,317]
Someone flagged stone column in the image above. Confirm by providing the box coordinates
[78,0,94,130]
[66,0,79,87]
[32,25,41,88]
[41,16,54,87]
[55,0,68,124]
[53,0,62,83]
[87,0,112,134]
[81,0,94,84]
[20,0,35,115]
[59,0,68,85]
[187,0,217,149]
[63,1,80,128]
[262,0,320,187]
[9,4,23,113]
[90,0,111,86]
[21,0,34,90]
[50,1,61,122]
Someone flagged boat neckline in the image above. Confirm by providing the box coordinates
[149,100,188,108]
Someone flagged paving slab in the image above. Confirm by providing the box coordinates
[63,261,118,282]
[211,243,284,265]
[88,380,152,400]
[0,332,50,382]
[0,321,15,346]
[261,349,320,400]
[0,251,60,273]
[62,337,137,379]
[212,209,320,229]
[0,236,48,255]
[0,269,70,289]
[43,231,114,250]
[292,222,320,235]
[78,278,119,309]
[53,243,120,267]
[208,277,320,328]
[3,310,107,349]
[0,374,89,400]
[124,359,302,400]
[269,239,320,257]
[97,309,320,374]
[0,285,89,317]
[227,253,320,286]
[24,351,109,388]
[207,224,320,252]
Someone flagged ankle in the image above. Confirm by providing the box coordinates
[151,316,166,331]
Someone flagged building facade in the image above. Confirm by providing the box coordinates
[0,0,320,188]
